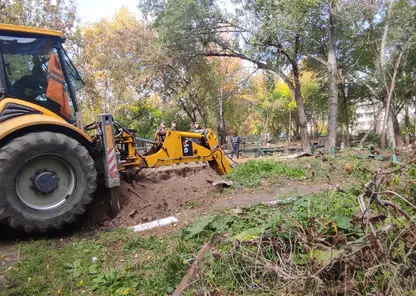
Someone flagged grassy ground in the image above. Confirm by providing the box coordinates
[0,188,361,296]
[1,149,414,295]
[1,229,201,296]
[227,149,385,188]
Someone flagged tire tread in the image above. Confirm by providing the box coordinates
[0,132,97,233]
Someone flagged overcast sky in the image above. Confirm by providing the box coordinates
[76,0,235,23]
[76,0,140,23]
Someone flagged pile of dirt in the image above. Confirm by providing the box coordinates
[84,164,225,228]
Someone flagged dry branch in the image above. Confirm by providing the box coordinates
[172,243,212,296]
[127,186,145,199]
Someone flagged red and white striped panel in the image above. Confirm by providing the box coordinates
[107,148,117,178]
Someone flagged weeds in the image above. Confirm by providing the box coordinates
[183,160,416,295]
[1,232,200,296]
[226,153,383,189]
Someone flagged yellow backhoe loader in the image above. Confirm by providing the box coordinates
[0,24,231,233]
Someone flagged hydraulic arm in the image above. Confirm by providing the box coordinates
[94,114,231,188]
[116,125,230,175]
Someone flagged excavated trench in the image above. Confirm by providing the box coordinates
[81,163,225,230]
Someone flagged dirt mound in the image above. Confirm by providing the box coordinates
[85,164,224,228]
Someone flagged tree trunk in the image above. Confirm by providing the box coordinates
[344,97,350,147]
[379,0,400,148]
[405,107,410,146]
[265,108,270,145]
[345,115,350,147]
[198,108,207,128]
[314,120,319,137]
[179,99,197,124]
[341,75,350,147]
[288,110,291,144]
[295,113,300,137]
[380,107,388,148]
[380,51,403,148]
[387,112,395,148]
[293,74,310,153]
[413,104,416,144]
[325,3,338,152]
[339,90,348,147]
[360,120,377,148]
[218,88,226,144]
[392,112,403,147]
[341,116,351,148]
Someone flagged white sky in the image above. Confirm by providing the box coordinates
[76,0,234,23]
[75,0,255,69]
[76,0,140,23]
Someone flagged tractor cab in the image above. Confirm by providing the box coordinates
[0,24,83,125]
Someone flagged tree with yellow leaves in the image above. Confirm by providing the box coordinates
[246,71,325,143]
[76,8,155,122]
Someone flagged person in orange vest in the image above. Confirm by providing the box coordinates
[46,53,72,120]
[152,121,167,152]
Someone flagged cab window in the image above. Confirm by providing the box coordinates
[0,35,76,121]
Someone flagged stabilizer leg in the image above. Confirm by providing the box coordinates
[109,187,122,218]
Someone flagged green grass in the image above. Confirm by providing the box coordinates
[181,185,416,294]
[276,153,380,180]
[1,229,201,296]
[1,187,360,296]
[178,187,365,293]
[226,159,307,187]
[2,154,414,295]
[226,151,387,189]
[181,187,362,242]
[2,183,414,295]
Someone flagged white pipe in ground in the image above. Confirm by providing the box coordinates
[130,216,178,232]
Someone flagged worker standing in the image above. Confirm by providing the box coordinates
[154,121,167,146]
[231,133,241,159]
[191,122,200,131]
[190,122,200,143]
[171,120,177,130]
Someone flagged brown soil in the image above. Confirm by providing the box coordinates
[147,179,332,236]
[84,164,225,229]
[84,163,332,232]
[115,164,224,226]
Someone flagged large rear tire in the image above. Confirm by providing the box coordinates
[0,132,97,233]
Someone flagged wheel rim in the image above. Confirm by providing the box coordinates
[16,155,77,211]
